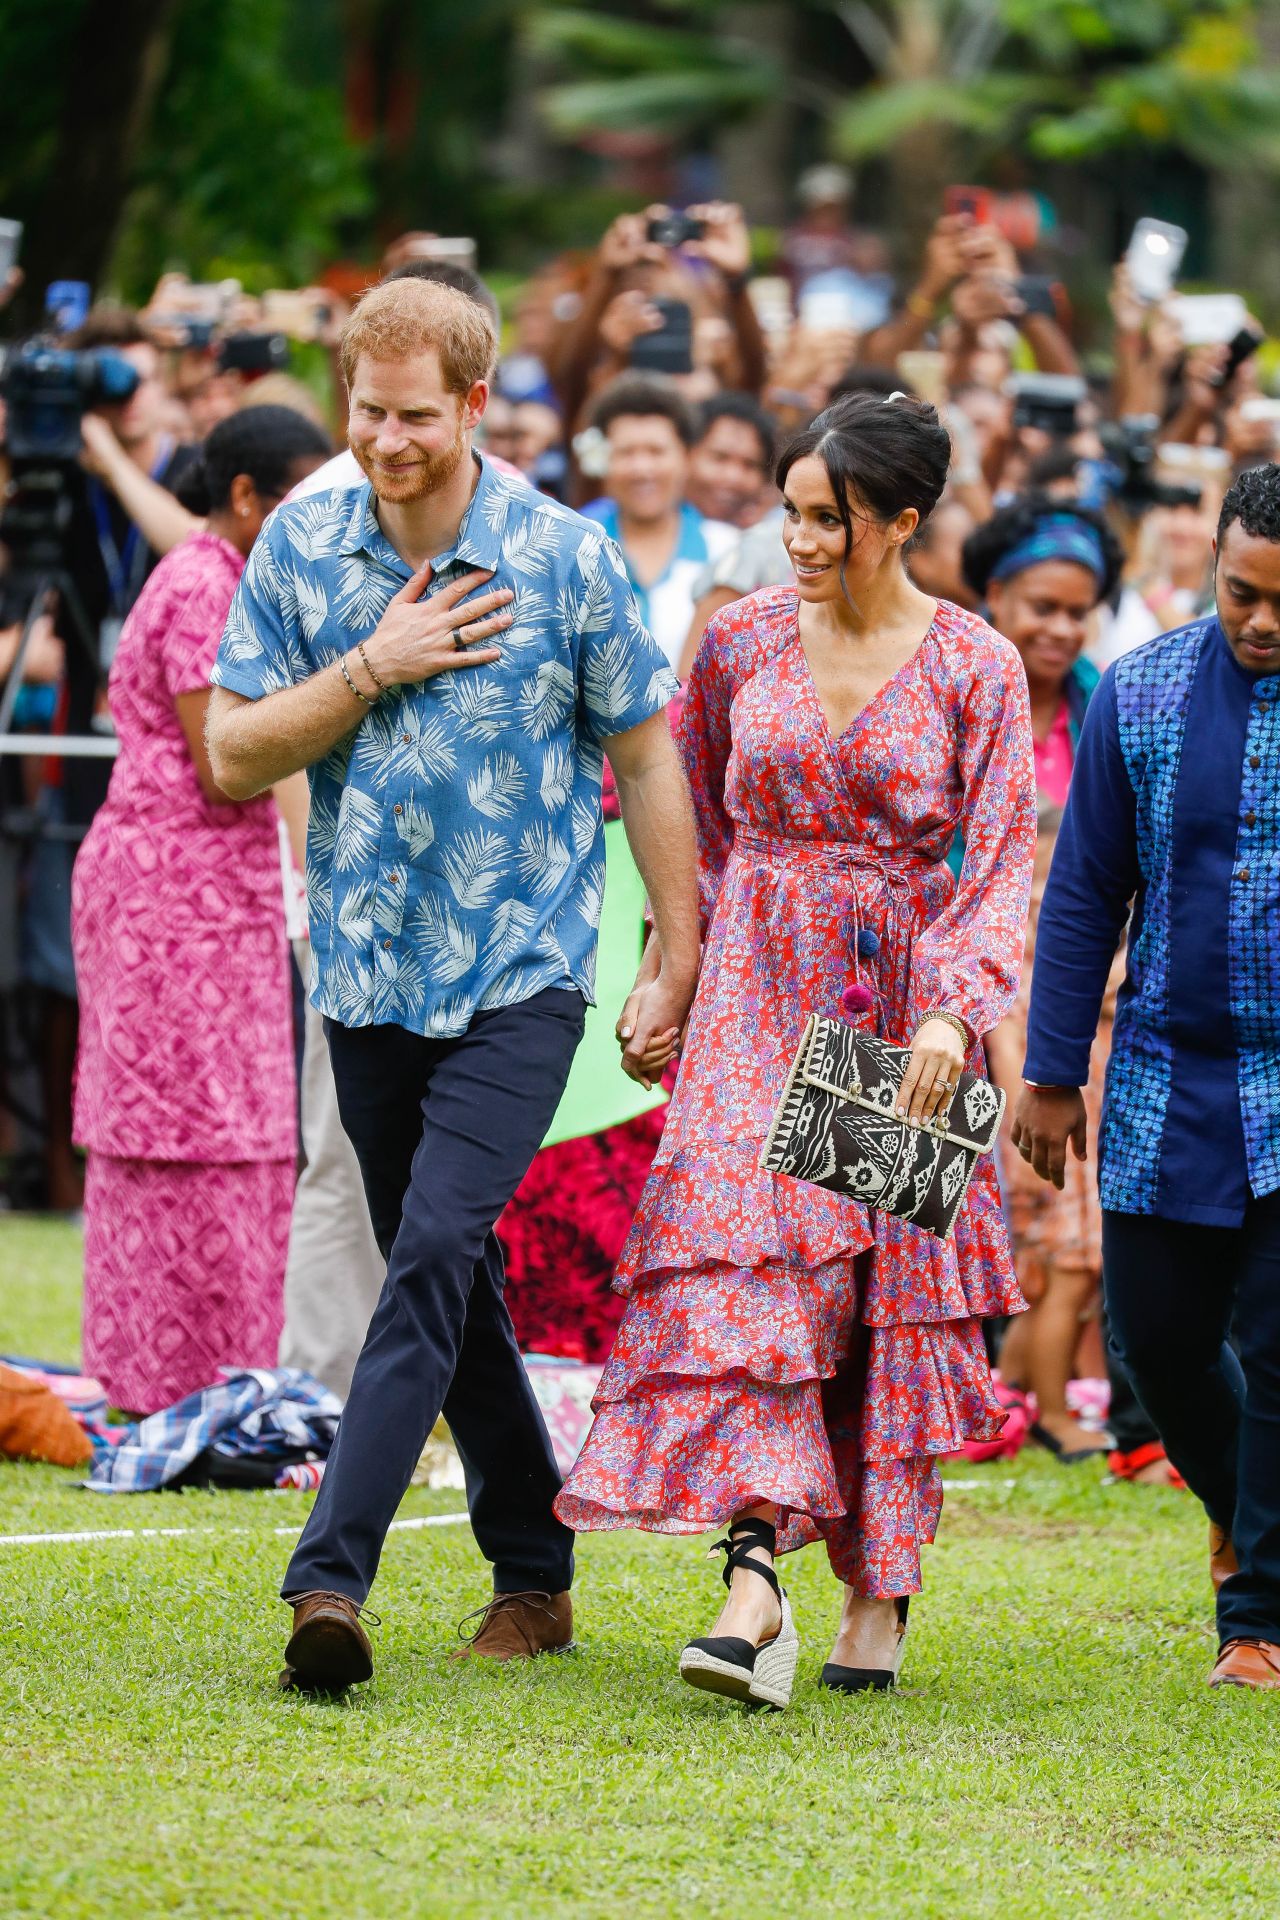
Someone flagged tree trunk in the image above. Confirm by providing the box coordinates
[17,0,179,326]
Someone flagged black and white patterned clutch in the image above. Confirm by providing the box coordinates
[760,1016,1004,1240]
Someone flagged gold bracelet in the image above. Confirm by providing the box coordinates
[356,639,390,696]
[906,289,937,322]
[920,1007,971,1051]
[339,654,374,706]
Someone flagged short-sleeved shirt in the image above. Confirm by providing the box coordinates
[212,454,679,1038]
[582,499,737,671]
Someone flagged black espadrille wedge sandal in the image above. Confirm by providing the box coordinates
[820,1595,910,1694]
[678,1516,800,1709]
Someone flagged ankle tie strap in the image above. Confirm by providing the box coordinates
[708,1517,781,1598]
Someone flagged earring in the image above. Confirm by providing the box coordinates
[238,505,250,517]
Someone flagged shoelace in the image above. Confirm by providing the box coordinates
[287,1589,381,1629]
[455,1589,556,1644]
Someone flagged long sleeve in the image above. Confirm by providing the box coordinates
[911,641,1037,1039]
[677,618,740,936]
[1023,670,1139,1087]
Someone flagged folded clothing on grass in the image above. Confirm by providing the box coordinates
[84,1368,342,1494]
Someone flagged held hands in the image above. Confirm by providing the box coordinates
[1009,1085,1088,1191]
[362,564,513,689]
[895,1016,968,1128]
[616,938,698,1091]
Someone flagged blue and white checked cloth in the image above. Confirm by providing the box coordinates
[84,1368,343,1494]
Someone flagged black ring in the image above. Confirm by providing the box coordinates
[454,629,469,652]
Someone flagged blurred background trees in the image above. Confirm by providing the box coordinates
[2,0,1280,309]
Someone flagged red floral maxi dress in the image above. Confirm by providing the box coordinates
[555,587,1037,1595]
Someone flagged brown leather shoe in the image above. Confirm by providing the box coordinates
[1208,1638,1280,1690]
[1210,1522,1239,1593]
[451,1589,574,1663]
[280,1589,376,1693]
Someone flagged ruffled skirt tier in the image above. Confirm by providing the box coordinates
[555,1139,1021,1594]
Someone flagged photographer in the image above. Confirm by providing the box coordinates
[552,202,767,459]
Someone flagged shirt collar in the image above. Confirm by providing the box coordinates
[336,452,507,573]
[594,499,709,587]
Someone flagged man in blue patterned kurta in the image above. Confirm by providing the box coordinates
[207,278,699,1692]
[1012,465,1280,1692]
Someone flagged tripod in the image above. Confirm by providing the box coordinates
[0,460,119,772]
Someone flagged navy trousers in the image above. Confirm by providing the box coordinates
[1103,1194,1280,1646]
[283,987,585,1605]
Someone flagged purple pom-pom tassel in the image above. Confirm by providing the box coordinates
[856,927,880,959]
[841,981,875,1020]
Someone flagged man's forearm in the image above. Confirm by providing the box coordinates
[206,665,363,799]
[611,736,700,979]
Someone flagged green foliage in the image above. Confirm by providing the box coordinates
[531,7,774,136]
[534,0,1280,183]
[112,0,371,297]
[833,73,1068,160]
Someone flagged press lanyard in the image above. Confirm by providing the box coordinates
[89,434,173,615]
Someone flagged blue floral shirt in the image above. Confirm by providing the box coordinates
[212,456,679,1037]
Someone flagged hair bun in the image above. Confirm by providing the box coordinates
[174,446,212,516]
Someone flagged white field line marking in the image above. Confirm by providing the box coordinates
[0,1480,1016,1550]
[0,1510,470,1549]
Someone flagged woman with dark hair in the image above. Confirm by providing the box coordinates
[558,392,1037,1706]
[72,406,330,1413]
[968,497,1179,1480]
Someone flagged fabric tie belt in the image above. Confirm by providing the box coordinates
[732,830,949,1031]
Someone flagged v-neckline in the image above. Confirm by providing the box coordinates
[790,592,938,746]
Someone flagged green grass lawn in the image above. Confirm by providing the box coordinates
[0,1215,1274,1920]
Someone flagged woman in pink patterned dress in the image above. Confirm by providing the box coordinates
[72,408,329,1413]
[557,395,1036,1706]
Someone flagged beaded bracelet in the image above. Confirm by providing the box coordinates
[356,639,390,696]
[919,1007,971,1051]
[339,654,374,706]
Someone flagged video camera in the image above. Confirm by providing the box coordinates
[0,336,140,463]
[1098,415,1202,515]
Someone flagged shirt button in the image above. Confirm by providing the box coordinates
[382,938,393,950]
[394,803,403,816]
[402,732,412,745]
[1251,755,1261,769]
[388,871,399,884]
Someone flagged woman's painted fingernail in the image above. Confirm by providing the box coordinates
[620,1027,632,1040]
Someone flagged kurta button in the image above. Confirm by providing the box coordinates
[1245,811,1257,827]
[388,871,399,884]
[1239,867,1251,881]
[1250,756,1261,768]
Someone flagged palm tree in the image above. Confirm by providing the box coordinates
[531,0,1280,242]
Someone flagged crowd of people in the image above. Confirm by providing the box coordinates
[2,165,1279,1695]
